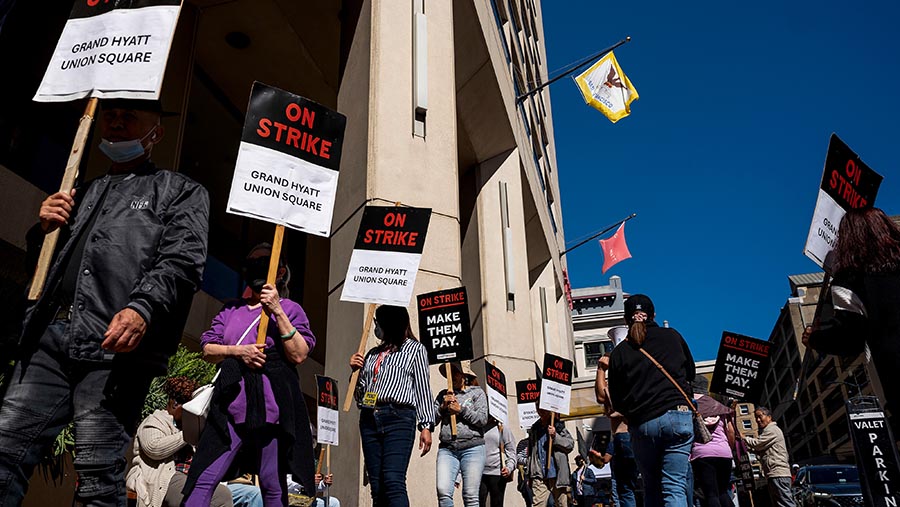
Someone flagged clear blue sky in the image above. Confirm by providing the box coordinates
[542,1,900,360]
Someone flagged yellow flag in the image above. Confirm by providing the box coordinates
[573,51,639,123]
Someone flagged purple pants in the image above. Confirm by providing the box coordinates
[184,422,284,507]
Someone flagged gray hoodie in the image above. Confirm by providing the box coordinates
[435,386,488,451]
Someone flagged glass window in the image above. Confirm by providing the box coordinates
[741,420,753,430]
[583,341,612,367]
[739,405,750,415]
[808,466,859,484]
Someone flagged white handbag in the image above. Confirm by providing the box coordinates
[181,314,261,445]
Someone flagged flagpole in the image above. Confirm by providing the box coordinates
[559,213,636,257]
[516,36,631,104]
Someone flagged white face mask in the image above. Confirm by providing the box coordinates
[98,127,156,163]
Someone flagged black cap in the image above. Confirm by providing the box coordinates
[624,294,654,324]
[692,375,709,393]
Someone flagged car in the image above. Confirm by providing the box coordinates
[792,464,864,506]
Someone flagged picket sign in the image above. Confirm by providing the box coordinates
[28,98,99,300]
[255,225,285,345]
[342,304,376,412]
[445,361,458,437]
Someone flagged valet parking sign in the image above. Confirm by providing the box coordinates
[846,399,900,507]
[710,331,771,402]
[341,206,431,306]
[417,287,473,364]
[227,82,347,237]
[484,363,509,426]
[316,375,339,446]
[35,0,183,102]
[516,380,540,430]
[805,134,883,269]
[539,353,573,415]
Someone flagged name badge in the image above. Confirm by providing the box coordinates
[362,392,378,407]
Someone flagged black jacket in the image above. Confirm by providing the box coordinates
[608,322,695,426]
[23,162,209,372]
[809,270,900,419]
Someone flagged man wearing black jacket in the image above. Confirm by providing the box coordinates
[0,98,209,507]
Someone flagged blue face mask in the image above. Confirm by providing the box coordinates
[98,127,156,163]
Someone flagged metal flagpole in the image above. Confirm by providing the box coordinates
[516,36,632,104]
[559,213,636,257]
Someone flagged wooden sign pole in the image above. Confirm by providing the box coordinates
[446,362,458,437]
[28,97,99,301]
[343,303,376,412]
[547,412,555,470]
[315,446,326,474]
[498,422,506,465]
[325,444,331,506]
[256,224,285,345]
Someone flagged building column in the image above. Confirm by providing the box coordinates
[328,0,459,504]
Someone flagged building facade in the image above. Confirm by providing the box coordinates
[759,273,884,464]
[0,1,573,505]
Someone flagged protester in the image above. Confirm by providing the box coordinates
[526,408,575,507]
[183,244,316,506]
[0,98,209,506]
[803,207,900,429]
[480,419,516,507]
[690,376,735,507]
[349,304,434,507]
[126,376,232,507]
[571,455,597,507]
[607,294,696,506]
[313,472,339,507]
[742,407,796,507]
[435,361,488,507]
[516,436,534,506]
[595,351,639,507]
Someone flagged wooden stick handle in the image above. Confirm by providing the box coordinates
[256,225,285,345]
[498,422,506,457]
[546,412,555,470]
[343,304,377,411]
[28,97,99,301]
[447,362,458,437]
[326,444,331,473]
[316,446,326,474]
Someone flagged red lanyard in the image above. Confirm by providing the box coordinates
[372,350,388,385]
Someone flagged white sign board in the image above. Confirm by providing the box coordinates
[515,380,540,430]
[538,354,573,415]
[340,206,431,306]
[226,82,347,237]
[35,1,183,102]
[316,376,339,446]
[484,363,509,426]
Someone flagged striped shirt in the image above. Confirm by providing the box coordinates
[354,338,435,426]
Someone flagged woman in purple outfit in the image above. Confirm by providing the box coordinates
[182,244,317,507]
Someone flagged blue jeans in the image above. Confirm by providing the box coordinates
[359,405,416,507]
[0,321,154,507]
[612,431,639,507]
[436,444,485,507]
[630,410,694,507]
[228,483,263,507]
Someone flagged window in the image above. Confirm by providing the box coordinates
[584,341,612,367]
[741,420,753,430]
[739,405,750,415]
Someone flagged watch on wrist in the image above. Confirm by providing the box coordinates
[418,422,434,432]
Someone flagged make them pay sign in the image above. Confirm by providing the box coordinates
[710,331,771,402]
[417,287,474,364]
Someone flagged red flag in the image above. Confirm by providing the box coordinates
[599,223,632,274]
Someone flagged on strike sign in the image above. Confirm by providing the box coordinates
[515,380,540,430]
[341,206,431,306]
[417,287,473,363]
[709,331,771,402]
[805,134,883,269]
[227,82,347,237]
[35,0,183,102]
[484,363,509,425]
[316,375,339,446]
[539,354,573,415]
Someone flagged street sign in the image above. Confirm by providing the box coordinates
[847,397,900,507]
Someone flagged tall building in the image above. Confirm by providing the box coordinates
[759,273,883,464]
[0,1,572,505]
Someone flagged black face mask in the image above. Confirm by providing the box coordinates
[243,256,270,293]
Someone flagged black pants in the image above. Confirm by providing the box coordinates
[0,321,154,507]
[691,457,734,507]
[480,474,508,507]
[575,494,595,506]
